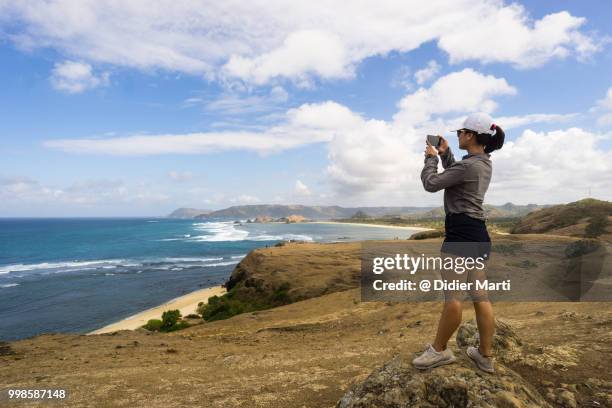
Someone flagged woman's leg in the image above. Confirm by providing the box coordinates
[473,301,494,356]
[468,260,495,357]
[432,299,463,351]
[433,256,466,351]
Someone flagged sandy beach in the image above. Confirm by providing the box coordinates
[88,285,226,334]
[86,222,425,336]
[308,220,433,231]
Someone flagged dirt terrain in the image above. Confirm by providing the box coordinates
[1,237,610,407]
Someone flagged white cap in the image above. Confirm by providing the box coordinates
[458,112,495,135]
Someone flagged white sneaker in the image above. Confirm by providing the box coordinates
[412,344,457,370]
[466,346,495,373]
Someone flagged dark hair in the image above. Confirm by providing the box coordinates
[473,124,505,153]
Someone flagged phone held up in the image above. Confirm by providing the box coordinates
[426,135,441,147]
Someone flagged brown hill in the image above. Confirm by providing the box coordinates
[1,238,610,407]
[511,198,612,239]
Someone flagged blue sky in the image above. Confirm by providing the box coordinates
[0,0,611,216]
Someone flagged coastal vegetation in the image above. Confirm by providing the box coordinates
[198,282,291,321]
[143,309,190,332]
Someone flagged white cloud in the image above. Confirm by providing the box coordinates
[193,86,289,116]
[223,29,351,86]
[1,1,602,86]
[393,68,516,126]
[325,122,612,205]
[294,180,312,196]
[495,113,579,129]
[414,60,440,85]
[592,87,612,126]
[390,65,413,90]
[41,68,609,204]
[44,100,358,155]
[50,60,109,93]
[319,71,610,204]
[488,128,611,203]
[0,177,170,210]
[438,8,601,69]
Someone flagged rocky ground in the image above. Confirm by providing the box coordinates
[0,238,610,407]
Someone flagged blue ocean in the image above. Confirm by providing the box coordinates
[0,218,420,341]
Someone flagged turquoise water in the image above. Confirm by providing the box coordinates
[0,218,420,341]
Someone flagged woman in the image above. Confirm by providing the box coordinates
[412,112,505,373]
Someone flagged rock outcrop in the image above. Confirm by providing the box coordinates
[280,214,307,223]
[338,319,551,408]
[253,215,274,223]
[337,356,550,408]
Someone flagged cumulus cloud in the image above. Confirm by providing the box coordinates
[495,113,579,129]
[1,1,602,86]
[393,68,516,126]
[488,128,611,203]
[41,68,609,204]
[438,8,601,69]
[325,121,611,206]
[50,60,109,93]
[414,60,441,85]
[323,71,609,204]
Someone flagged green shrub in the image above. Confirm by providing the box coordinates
[491,243,523,255]
[143,319,163,331]
[142,310,192,332]
[271,282,290,303]
[161,309,181,328]
[564,239,602,258]
[198,282,292,322]
[160,321,190,332]
[506,260,538,269]
[410,230,444,240]
[585,215,608,238]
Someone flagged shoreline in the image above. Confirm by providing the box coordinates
[88,285,226,334]
[308,220,433,232]
[83,223,429,335]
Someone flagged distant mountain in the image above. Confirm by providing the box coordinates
[192,205,437,220]
[173,203,545,221]
[511,198,611,239]
[484,202,546,218]
[167,208,212,218]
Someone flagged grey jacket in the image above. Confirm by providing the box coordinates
[420,148,492,220]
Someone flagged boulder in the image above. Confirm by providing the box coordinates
[336,356,550,408]
[455,318,523,363]
[337,319,552,408]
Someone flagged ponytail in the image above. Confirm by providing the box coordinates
[475,124,505,153]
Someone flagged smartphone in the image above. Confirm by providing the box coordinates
[426,135,441,147]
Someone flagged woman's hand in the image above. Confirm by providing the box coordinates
[437,136,449,154]
[424,142,438,157]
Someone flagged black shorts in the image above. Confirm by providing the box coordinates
[441,213,491,259]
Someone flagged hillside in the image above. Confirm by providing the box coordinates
[1,237,609,407]
[181,203,543,221]
[511,198,612,239]
[193,205,438,220]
